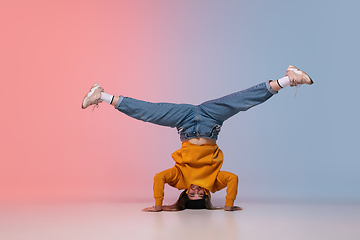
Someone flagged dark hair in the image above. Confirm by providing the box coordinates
[173,189,215,211]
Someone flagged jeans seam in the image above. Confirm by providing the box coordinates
[200,82,267,105]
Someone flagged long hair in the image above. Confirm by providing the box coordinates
[173,189,215,211]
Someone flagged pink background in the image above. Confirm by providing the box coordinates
[1,0,189,203]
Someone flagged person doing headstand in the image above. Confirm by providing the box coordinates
[81,65,313,212]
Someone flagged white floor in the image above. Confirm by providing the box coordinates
[1,201,359,240]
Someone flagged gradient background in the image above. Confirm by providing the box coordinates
[1,0,359,205]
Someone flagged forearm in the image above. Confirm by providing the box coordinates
[153,178,165,207]
[215,171,239,207]
[153,167,179,207]
[225,176,238,207]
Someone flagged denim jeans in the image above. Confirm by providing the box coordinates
[115,81,277,141]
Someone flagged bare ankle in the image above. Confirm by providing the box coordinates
[270,80,282,92]
[111,96,119,107]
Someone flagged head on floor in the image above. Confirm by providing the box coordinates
[173,185,214,210]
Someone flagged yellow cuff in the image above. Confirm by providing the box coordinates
[225,199,234,207]
[155,198,163,207]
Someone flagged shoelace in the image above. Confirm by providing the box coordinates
[91,101,102,112]
[294,85,300,98]
[289,78,303,98]
[92,104,99,112]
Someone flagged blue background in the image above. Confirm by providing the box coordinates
[155,0,360,202]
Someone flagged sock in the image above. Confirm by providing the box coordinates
[100,92,114,104]
[277,76,290,88]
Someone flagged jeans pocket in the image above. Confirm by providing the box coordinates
[209,124,221,138]
[177,127,184,134]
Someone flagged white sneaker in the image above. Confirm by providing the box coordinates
[286,65,314,87]
[81,83,104,109]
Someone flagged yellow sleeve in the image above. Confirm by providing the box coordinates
[153,167,179,206]
[213,171,238,207]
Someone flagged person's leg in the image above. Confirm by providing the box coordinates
[198,81,276,122]
[82,65,312,125]
[198,65,313,122]
[82,85,195,128]
[113,96,195,128]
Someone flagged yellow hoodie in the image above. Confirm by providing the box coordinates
[153,142,238,207]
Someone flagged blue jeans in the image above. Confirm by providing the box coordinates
[115,81,277,141]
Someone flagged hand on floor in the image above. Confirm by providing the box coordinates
[224,206,242,211]
[142,205,162,212]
